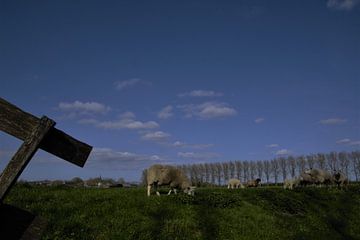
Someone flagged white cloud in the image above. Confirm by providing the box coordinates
[87,147,164,170]
[141,131,171,142]
[177,151,219,160]
[350,141,360,146]
[178,90,223,97]
[327,0,359,10]
[336,138,351,144]
[319,118,347,125]
[255,117,265,123]
[114,78,147,90]
[172,141,214,149]
[336,138,360,146]
[266,144,279,148]
[276,149,291,156]
[158,105,174,119]
[179,102,237,119]
[58,101,110,115]
[80,112,159,130]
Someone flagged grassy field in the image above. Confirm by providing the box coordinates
[4,184,360,240]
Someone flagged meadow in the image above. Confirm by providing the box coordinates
[5,184,360,240]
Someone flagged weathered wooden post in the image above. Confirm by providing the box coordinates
[0,97,92,239]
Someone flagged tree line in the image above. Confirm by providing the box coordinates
[142,151,360,186]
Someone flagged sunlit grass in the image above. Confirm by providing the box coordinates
[5,184,360,240]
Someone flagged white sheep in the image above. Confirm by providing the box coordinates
[146,164,195,196]
[283,178,300,190]
[304,168,333,187]
[227,178,245,189]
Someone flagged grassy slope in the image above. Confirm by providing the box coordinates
[4,185,360,240]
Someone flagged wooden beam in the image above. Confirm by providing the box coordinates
[0,204,47,240]
[0,97,92,167]
[0,117,55,201]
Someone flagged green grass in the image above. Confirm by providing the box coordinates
[5,184,360,240]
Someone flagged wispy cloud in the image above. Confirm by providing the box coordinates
[58,101,110,117]
[177,151,220,160]
[114,78,149,90]
[336,138,360,146]
[178,90,223,97]
[276,149,291,156]
[172,141,214,149]
[319,118,347,125]
[255,117,265,124]
[87,147,164,170]
[179,102,237,119]
[266,144,279,148]
[327,0,359,10]
[158,105,174,119]
[80,111,159,130]
[141,131,171,142]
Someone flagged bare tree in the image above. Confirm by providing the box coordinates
[229,161,235,179]
[204,163,211,184]
[338,152,350,178]
[278,157,287,182]
[215,163,222,185]
[222,162,230,184]
[210,163,217,185]
[326,152,338,171]
[256,160,264,180]
[263,160,271,183]
[249,161,256,179]
[271,159,279,183]
[316,153,326,170]
[235,161,243,180]
[287,156,296,178]
[243,161,249,182]
[296,156,306,175]
[351,151,360,181]
[141,169,148,187]
[307,154,316,169]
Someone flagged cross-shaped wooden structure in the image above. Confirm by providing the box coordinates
[0,97,92,239]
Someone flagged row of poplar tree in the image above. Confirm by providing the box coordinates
[142,151,360,186]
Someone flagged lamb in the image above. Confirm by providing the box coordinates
[304,168,333,187]
[245,178,261,188]
[146,164,195,196]
[227,178,245,189]
[283,178,300,190]
[332,170,349,189]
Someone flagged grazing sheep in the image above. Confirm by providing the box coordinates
[304,168,333,187]
[283,178,300,190]
[332,170,349,189]
[227,178,245,189]
[298,172,315,187]
[146,164,195,196]
[245,178,261,188]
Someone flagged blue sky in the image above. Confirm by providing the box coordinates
[0,0,359,182]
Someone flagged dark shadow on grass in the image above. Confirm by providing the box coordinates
[324,189,357,240]
[194,204,219,240]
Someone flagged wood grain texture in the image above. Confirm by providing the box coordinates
[0,97,92,167]
[0,117,54,201]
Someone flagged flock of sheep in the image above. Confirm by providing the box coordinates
[146,164,349,196]
[283,168,348,190]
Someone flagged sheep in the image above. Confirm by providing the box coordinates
[332,170,349,189]
[245,178,261,188]
[283,178,300,190]
[227,178,245,189]
[298,171,315,187]
[146,164,195,196]
[304,168,333,187]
